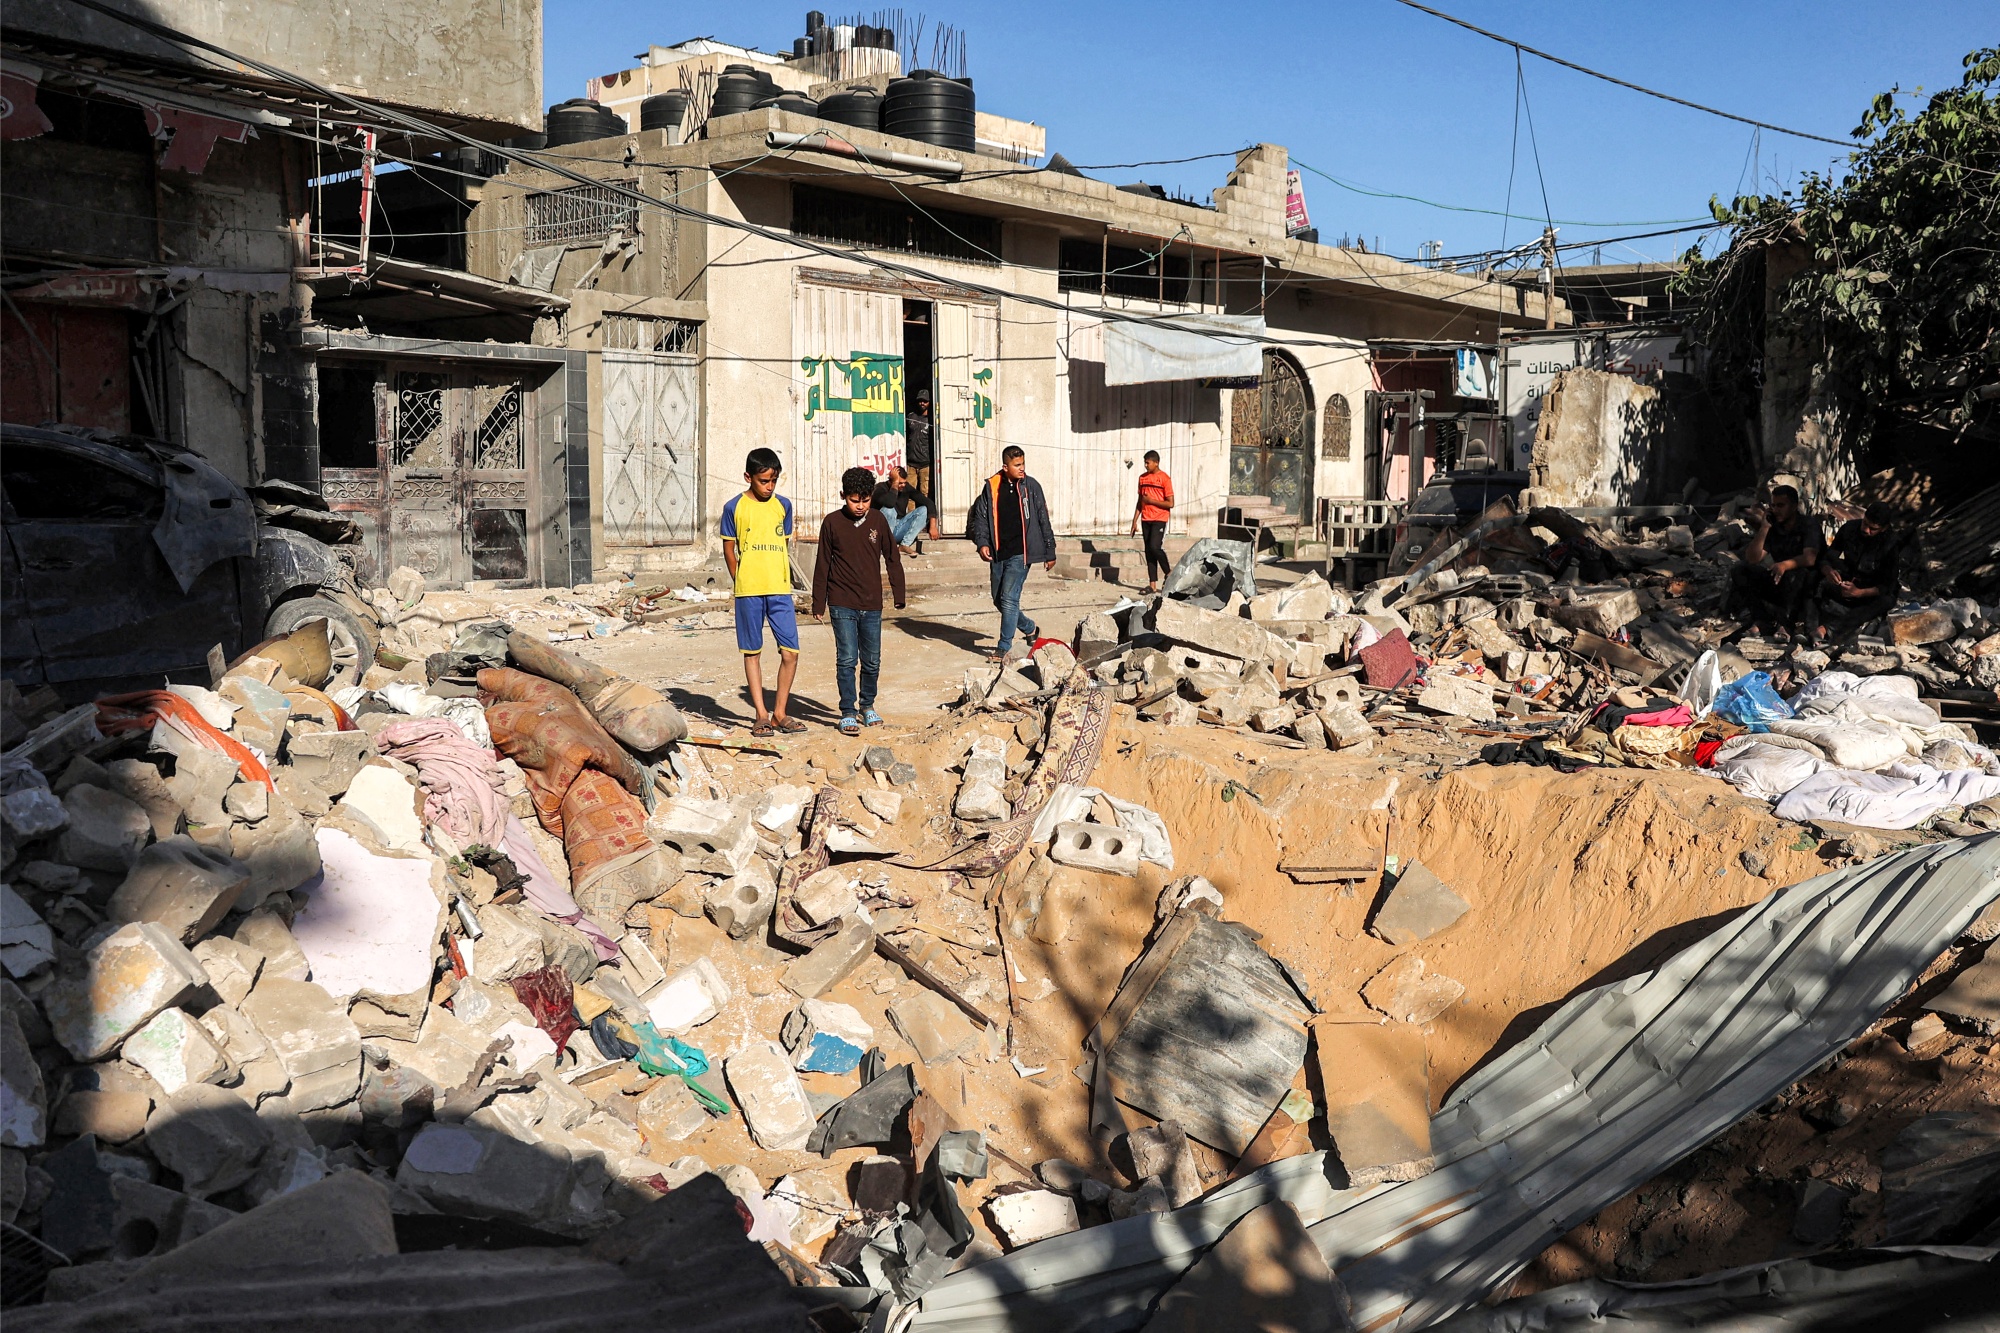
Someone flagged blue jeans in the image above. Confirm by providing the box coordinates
[890,506,928,546]
[829,605,881,716]
[989,554,1037,654]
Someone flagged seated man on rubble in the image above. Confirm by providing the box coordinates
[1814,501,1901,642]
[1724,484,1823,637]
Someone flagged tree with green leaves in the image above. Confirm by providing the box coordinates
[1673,48,1999,463]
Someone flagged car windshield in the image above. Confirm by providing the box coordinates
[2,442,162,522]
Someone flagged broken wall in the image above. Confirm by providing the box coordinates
[1759,241,1860,508]
[1525,367,1666,509]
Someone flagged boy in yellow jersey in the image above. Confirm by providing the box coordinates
[721,448,804,736]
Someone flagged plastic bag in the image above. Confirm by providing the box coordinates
[1712,670,1794,732]
[1678,649,1722,720]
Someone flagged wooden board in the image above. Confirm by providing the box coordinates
[1102,916,1313,1156]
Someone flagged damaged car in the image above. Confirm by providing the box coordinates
[1,423,377,696]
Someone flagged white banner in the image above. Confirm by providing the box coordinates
[1102,313,1265,386]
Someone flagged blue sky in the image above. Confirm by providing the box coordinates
[545,1,1993,266]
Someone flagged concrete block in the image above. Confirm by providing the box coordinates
[334,766,426,857]
[1,1005,45,1148]
[782,998,873,1074]
[228,794,322,911]
[1,884,56,978]
[792,866,861,927]
[1292,713,1330,749]
[857,788,903,823]
[985,1189,1079,1247]
[470,901,546,985]
[216,676,289,754]
[1123,1120,1202,1206]
[397,1120,574,1224]
[1249,704,1299,734]
[56,784,151,871]
[1153,598,1268,662]
[616,934,665,994]
[1552,589,1640,637]
[38,1134,234,1259]
[163,745,237,832]
[1047,822,1141,876]
[283,730,372,796]
[648,798,759,875]
[53,1089,151,1144]
[954,779,1011,822]
[195,1004,285,1104]
[1312,1017,1433,1188]
[1461,617,1525,663]
[43,922,210,1062]
[147,1083,274,1197]
[888,990,982,1066]
[103,759,182,840]
[1416,674,1496,722]
[644,957,729,1033]
[724,1040,818,1151]
[1318,704,1376,750]
[635,1074,711,1145]
[1361,955,1465,1025]
[233,908,311,983]
[122,1008,230,1094]
[379,1005,490,1092]
[781,919,875,999]
[241,978,363,1083]
[1369,861,1472,946]
[223,782,268,822]
[1249,573,1337,624]
[106,836,250,943]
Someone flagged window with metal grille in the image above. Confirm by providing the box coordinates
[393,372,447,467]
[524,180,640,247]
[1058,238,1191,303]
[602,315,699,353]
[791,184,1000,266]
[472,382,524,469]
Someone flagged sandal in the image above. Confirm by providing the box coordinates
[861,708,883,727]
[839,716,861,736]
[750,720,776,738]
[775,717,808,734]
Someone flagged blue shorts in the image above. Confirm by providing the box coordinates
[734,594,800,655]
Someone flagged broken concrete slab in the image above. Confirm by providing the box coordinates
[283,730,372,797]
[43,922,211,1062]
[468,901,545,986]
[233,908,311,983]
[1361,955,1465,1025]
[228,793,322,911]
[333,765,427,857]
[635,1074,711,1146]
[56,784,152,871]
[1924,953,1999,1032]
[1153,598,1269,662]
[138,1169,396,1286]
[986,1189,1080,1248]
[724,1040,818,1151]
[1416,674,1497,723]
[645,957,729,1033]
[781,919,875,999]
[783,998,874,1074]
[103,759,182,840]
[1124,1120,1202,1207]
[1369,861,1472,946]
[53,1089,151,1144]
[105,836,251,943]
[1047,821,1141,876]
[240,977,363,1094]
[146,1083,273,1197]
[1313,1016,1433,1189]
[1,884,56,978]
[1,1004,46,1148]
[1318,704,1375,750]
[122,1008,230,1094]
[1552,589,1640,637]
[290,828,442,1002]
[396,1120,575,1224]
[888,990,983,1066]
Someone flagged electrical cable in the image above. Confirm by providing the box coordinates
[1388,0,1852,147]
[1289,158,1712,228]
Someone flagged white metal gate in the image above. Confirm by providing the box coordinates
[602,350,700,545]
[792,279,905,521]
[934,298,1001,532]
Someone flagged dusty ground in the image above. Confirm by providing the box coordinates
[537,580,1949,1273]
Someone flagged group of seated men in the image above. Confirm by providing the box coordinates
[1723,485,1902,642]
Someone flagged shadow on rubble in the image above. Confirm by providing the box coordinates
[890,616,987,652]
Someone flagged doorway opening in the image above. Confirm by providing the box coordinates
[901,299,935,496]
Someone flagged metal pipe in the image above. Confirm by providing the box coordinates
[765,129,963,177]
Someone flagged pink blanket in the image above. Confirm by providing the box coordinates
[376,717,618,959]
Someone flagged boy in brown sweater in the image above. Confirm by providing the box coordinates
[810,466,907,735]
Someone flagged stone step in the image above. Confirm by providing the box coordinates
[1227,495,1272,508]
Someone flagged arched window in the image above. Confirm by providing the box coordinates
[1322,393,1351,461]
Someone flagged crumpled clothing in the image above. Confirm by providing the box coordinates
[376,717,618,960]
[1711,735,1828,801]
[1773,763,2000,830]
[1478,739,1597,772]
[97,690,275,790]
[1612,722,1687,757]
[509,965,582,1056]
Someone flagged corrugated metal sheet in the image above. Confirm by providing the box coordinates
[1054,313,1223,535]
[792,277,906,521]
[933,298,1002,530]
[912,835,2000,1332]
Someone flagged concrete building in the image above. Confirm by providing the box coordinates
[0,0,581,587]
[465,90,1566,579]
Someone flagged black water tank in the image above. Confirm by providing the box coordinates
[806,10,825,33]
[819,87,882,132]
[793,36,810,58]
[710,65,765,121]
[639,92,689,133]
[506,131,547,152]
[882,70,975,152]
[756,92,820,117]
[545,98,623,146]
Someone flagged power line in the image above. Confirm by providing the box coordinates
[1389,0,1852,147]
[1289,158,1712,228]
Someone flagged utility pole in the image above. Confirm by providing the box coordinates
[1540,226,1556,329]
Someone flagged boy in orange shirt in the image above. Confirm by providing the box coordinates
[1129,449,1175,592]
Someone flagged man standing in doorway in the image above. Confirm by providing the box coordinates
[1128,449,1175,592]
[968,445,1056,662]
[904,389,934,500]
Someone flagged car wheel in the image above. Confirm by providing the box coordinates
[264,596,375,690]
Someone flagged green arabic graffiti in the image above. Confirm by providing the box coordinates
[971,366,994,428]
[801,352,906,439]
